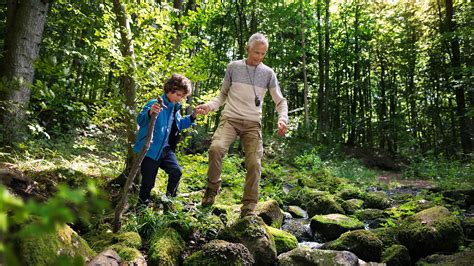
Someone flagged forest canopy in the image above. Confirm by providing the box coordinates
[0,0,472,157]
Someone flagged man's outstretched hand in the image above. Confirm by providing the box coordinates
[195,104,211,115]
[277,120,287,136]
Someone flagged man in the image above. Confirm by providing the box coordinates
[134,74,197,207]
[195,33,288,217]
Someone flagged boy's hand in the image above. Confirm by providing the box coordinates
[149,103,162,116]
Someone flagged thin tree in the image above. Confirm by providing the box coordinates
[112,0,138,181]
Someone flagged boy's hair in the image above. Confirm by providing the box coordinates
[164,74,192,95]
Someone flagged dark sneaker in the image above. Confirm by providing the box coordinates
[201,188,218,207]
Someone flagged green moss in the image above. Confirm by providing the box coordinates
[462,217,474,240]
[372,227,400,248]
[337,185,362,200]
[324,230,383,262]
[381,244,411,266]
[363,191,391,209]
[109,244,142,262]
[148,227,185,266]
[19,224,95,266]
[306,194,345,217]
[355,208,387,221]
[341,199,364,214]
[398,206,464,260]
[266,226,298,254]
[310,214,365,241]
[113,231,142,249]
[416,248,474,265]
[183,240,254,266]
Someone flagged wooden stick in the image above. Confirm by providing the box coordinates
[113,97,166,233]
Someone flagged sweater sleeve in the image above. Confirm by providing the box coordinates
[205,64,232,111]
[268,71,289,124]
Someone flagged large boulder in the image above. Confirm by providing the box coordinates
[87,249,120,266]
[322,229,384,262]
[398,206,464,260]
[256,199,284,228]
[278,247,360,266]
[416,248,474,265]
[462,217,474,242]
[342,199,364,214]
[381,244,411,266]
[19,224,95,266]
[148,227,186,265]
[265,226,298,254]
[362,191,391,210]
[219,215,277,265]
[287,205,308,218]
[183,239,254,265]
[310,213,365,241]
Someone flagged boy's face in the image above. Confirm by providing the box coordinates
[166,90,186,104]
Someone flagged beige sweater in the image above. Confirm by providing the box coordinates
[206,59,288,124]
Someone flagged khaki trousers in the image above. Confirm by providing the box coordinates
[207,117,263,213]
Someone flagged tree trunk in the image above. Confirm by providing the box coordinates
[445,0,472,155]
[301,0,309,131]
[324,0,331,140]
[0,0,49,146]
[348,3,360,146]
[112,0,138,181]
[316,0,325,141]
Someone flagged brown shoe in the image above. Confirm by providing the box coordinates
[202,188,218,207]
[240,209,257,218]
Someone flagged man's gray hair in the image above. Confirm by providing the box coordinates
[248,33,269,49]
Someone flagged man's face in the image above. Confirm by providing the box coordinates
[246,42,267,66]
[166,90,186,104]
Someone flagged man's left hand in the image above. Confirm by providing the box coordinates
[277,121,287,136]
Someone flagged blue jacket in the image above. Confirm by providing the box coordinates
[133,94,194,160]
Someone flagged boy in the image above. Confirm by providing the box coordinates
[134,74,197,207]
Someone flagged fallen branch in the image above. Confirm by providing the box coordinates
[113,97,165,233]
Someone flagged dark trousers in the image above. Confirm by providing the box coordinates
[138,147,182,204]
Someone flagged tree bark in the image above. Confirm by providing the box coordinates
[445,0,472,155]
[301,0,309,131]
[0,0,49,145]
[316,0,325,140]
[112,0,138,179]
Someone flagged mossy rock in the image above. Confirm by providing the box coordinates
[113,231,142,249]
[322,229,384,262]
[266,226,298,254]
[362,191,391,209]
[148,227,186,266]
[306,194,345,217]
[219,216,277,265]
[287,205,308,218]
[372,227,400,248]
[301,169,343,193]
[82,228,115,252]
[310,213,364,241]
[285,187,325,207]
[415,248,474,266]
[183,239,254,265]
[256,199,284,228]
[109,244,144,263]
[381,244,411,266]
[398,206,464,261]
[337,186,363,200]
[355,208,387,221]
[462,217,474,241]
[277,247,360,266]
[341,199,364,214]
[18,224,95,266]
